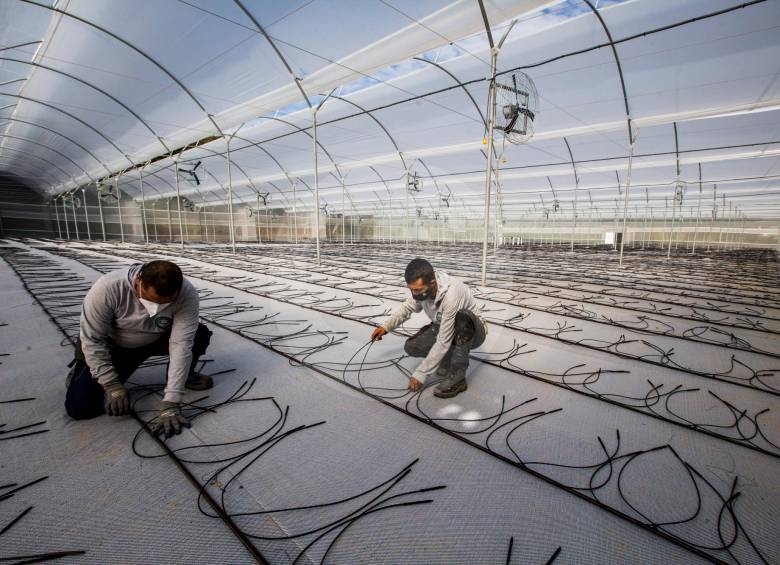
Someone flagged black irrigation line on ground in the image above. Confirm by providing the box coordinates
[388,241,780,290]
[213,247,780,394]
[0,243,573,565]
[45,244,780,458]
[237,244,780,330]
[73,243,780,404]
[262,242,780,309]
[305,245,780,319]
[31,243,773,564]
[0,475,86,563]
[1,245,518,565]
[267,242,780,316]
[130,378,449,565]
[466,245,778,293]
[0,276,75,563]
[0,392,48,444]
[173,246,780,356]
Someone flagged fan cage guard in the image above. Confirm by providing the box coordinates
[494,72,538,145]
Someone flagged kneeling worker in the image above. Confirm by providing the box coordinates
[370,258,487,398]
[65,260,213,437]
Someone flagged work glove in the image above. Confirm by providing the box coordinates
[150,402,191,438]
[370,327,387,341]
[103,380,130,416]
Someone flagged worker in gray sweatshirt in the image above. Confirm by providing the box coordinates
[370,258,486,398]
[64,260,213,437]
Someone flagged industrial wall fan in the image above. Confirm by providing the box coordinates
[98,184,119,202]
[63,194,81,208]
[178,161,202,186]
[494,72,538,144]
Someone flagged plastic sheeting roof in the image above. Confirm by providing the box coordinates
[1,0,779,219]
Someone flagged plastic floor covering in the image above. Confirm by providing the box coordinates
[1,238,778,564]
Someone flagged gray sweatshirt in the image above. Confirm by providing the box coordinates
[381,271,487,383]
[79,264,200,403]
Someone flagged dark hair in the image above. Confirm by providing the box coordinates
[139,261,183,297]
[404,258,435,285]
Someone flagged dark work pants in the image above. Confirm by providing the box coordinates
[64,323,212,420]
[403,309,485,371]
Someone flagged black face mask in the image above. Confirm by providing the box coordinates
[412,285,436,302]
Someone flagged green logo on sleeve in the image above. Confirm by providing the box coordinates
[154,316,172,329]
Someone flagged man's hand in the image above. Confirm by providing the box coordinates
[408,377,423,391]
[371,327,387,342]
[103,380,130,416]
[150,402,191,438]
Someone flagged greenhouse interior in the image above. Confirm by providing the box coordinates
[1,0,779,563]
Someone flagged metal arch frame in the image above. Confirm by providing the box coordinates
[116,170,168,199]
[326,93,410,245]
[581,0,637,268]
[667,121,681,259]
[0,56,170,153]
[412,56,487,128]
[0,156,62,185]
[327,93,413,246]
[413,55,509,246]
[0,133,95,181]
[0,40,42,53]
[0,115,173,206]
[0,116,114,177]
[249,113,345,253]
[582,0,633,143]
[0,145,77,183]
[562,137,579,252]
[174,130,299,209]
[0,92,137,183]
[152,142,257,203]
[19,0,224,136]
[228,134,295,207]
[368,165,395,243]
[234,0,330,257]
[232,0,311,108]
[234,115,345,179]
[329,94,408,171]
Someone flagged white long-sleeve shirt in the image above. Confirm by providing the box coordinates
[79,264,199,403]
[381,271,487,383]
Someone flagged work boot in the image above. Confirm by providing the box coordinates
[434,341,469,399]
[433,376,467,398]
[185,372,213,391]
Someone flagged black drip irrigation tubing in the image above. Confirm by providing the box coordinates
[164,247,780,356]
[2,247,459,565]
[42,244,780,458]
[0,247,270,565]
[24,244,772,564]
[262,243,780,317]
[56,245,780,399]
[162,243,780,332]
[131,412,271,565]
[292,246,780,321]
[229,240,780,308]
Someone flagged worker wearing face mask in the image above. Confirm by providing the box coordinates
[65,260,212,437]
[370,258,487,398]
